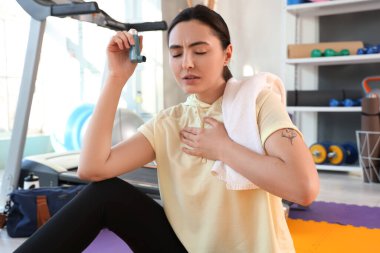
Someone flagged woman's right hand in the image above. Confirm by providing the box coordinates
[106,30,143,83]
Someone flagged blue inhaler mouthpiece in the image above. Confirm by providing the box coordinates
[129,29,146,63]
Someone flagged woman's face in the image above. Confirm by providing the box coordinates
[168,20,232,104]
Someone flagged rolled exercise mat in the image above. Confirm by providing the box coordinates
[361,94,380,183]
[297,90,344,106]
[287,90,296,106]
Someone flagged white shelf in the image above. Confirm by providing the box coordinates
[287,106,361,112]
[286,0,380,17]
[284,0,370,173]
[286,54,380,66]
[316,164,361,172]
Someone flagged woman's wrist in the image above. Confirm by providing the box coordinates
[106,73,130,88]
[218,138,236,162]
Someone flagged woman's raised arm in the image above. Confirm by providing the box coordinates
[77,31,155,181]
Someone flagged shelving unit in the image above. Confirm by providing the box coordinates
[287,106,361,112]
[286,54,380,66]
[286,0,380,17]
[283,0,380,173]
[316,164,360,172]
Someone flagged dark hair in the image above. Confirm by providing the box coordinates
[167,5,233,82]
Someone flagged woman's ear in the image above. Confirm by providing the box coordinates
[224,44,233,65]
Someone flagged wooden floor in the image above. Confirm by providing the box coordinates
[1,170,380,252]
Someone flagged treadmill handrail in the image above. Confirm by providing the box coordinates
[17,0,100,21]
[51,3,100,17]
[17,0,168,32]
[71,9,168,32]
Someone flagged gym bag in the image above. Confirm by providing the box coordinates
[5,184,84,237]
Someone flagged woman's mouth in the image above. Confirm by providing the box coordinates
[182,74,200,80]
[182,75,200,85]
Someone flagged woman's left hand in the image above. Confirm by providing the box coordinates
[180,117,231,160]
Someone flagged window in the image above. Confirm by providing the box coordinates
[0,0,163,151]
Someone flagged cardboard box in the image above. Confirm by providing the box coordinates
[287,41,364,58]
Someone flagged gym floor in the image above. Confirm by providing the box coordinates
[1,170,380,252]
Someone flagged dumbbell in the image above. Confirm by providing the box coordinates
[309,142,358,165]
[310,48,350,58]
[357,45,380,55]
[329,98,361,107]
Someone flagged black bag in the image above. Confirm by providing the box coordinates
[5,185,84,237]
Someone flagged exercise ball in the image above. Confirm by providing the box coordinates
[51,104,144,151]
[112,108,145,145]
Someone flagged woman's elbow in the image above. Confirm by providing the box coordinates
[297,177,320,206]
[77,166,104,182]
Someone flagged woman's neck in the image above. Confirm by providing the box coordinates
[196,81,226,104]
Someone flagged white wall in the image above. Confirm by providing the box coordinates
[217,0,284,79]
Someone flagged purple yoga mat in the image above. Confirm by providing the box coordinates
[83,229,133,253]
[289,201,380,229]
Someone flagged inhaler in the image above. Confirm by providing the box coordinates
[129,29,146,63]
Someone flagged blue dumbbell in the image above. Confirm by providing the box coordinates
[357,47,367,55]
[341,143,358,164]
[329,98,342,107]
[367,46,379,54]
[341,98,361,107]
[330,98,361,107]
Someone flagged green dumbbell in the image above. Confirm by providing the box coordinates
[311,49,323,57]
[339,49,350,56]
[324,48,337,57]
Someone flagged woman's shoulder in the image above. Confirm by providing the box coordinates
[154,101,188,122]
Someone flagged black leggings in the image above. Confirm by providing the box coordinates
[14,177,187,253]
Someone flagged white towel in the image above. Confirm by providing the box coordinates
[211,72,286,190]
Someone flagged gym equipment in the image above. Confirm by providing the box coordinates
[310,142,358,165]
[0,0,167,206]
[360,95,380,183]
[367,46,379,54]
[339,49,350,56]
[324,48,337,57]
[357,47,367,55]
[52,105,145,151]
[310,48,350,58]
[310,143,330,164]
[287,0,308,5]
[362,76,380,96]
[286,89,362,107]
[63,104,95,151]
[357,45,380,55]
[356,131,380,184]
[311,49,323,57]
[19,152,160,199]
[329,98,361,107]
[17,0,167,32]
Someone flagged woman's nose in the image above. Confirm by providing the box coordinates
[182,53,194,69]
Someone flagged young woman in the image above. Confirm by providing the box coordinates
[15,5,319,253]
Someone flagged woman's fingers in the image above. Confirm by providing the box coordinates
[182,147,202,157]
[203,117,220,128]
[112,30,136,50]
[122,30,135,47]
[182,127,199,135]
[112,35,124,50]
[180,130,197,144]
[139,35,143,51]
